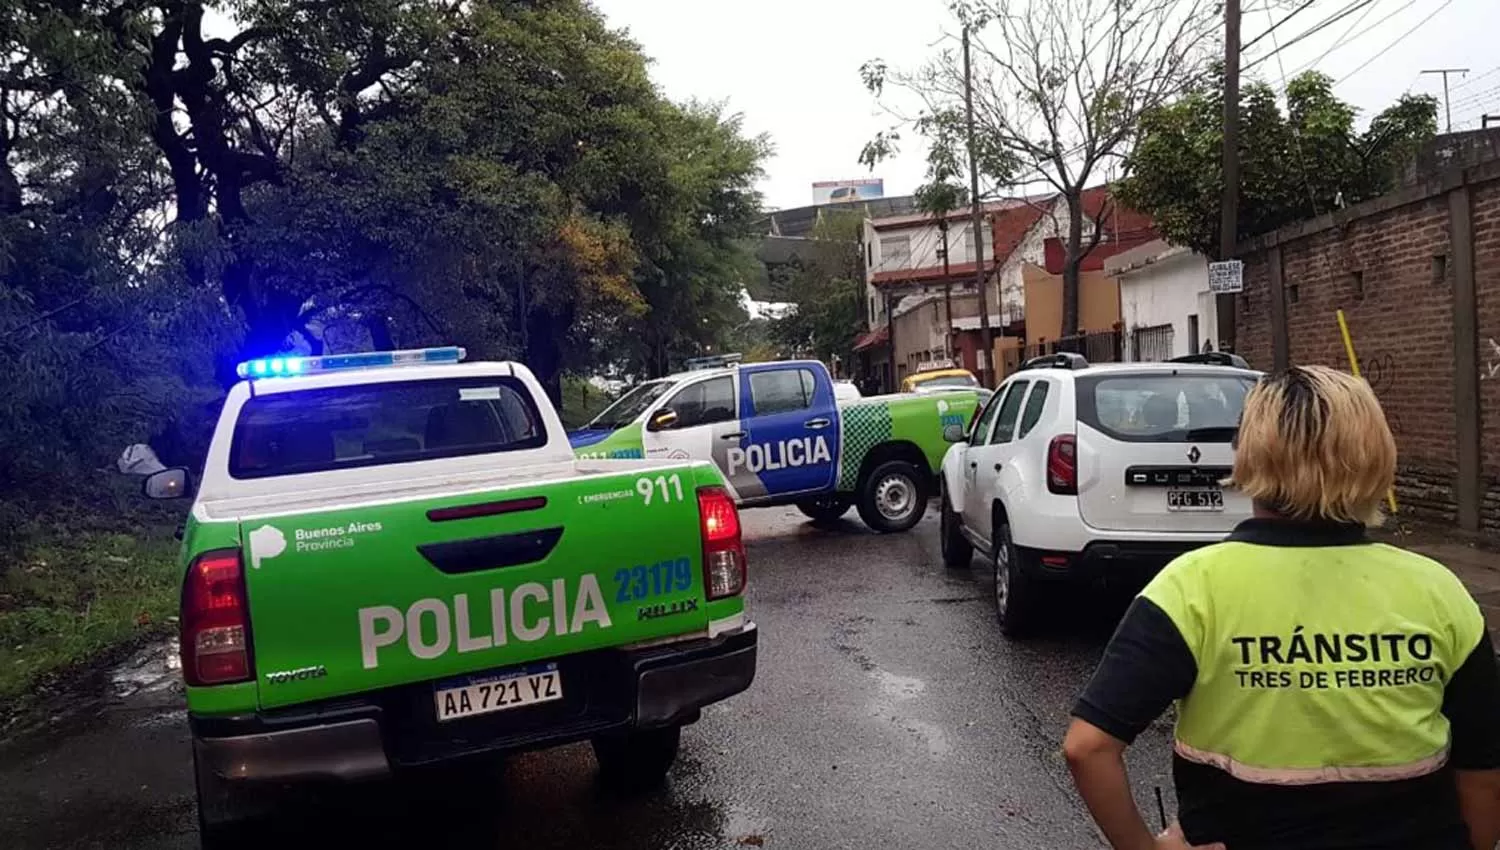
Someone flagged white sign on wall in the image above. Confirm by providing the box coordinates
[1208,260,1244,294]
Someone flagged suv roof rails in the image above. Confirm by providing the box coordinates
[1020,352,1089,371]
[1168,352,1250,369]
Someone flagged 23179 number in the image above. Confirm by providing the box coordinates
[614,557,693,603]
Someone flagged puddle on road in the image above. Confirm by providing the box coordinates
[722,799,773,848]
[110,637,181,701]
[866,668,952,757]
[1,637,185,753]
[871,670,925,700]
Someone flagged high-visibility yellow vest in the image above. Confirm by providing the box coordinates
[1144,539,1486,784]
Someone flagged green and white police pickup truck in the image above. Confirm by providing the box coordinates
[569,356,981,533]
[143,347,756,847]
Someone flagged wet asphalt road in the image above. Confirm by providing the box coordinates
[0,506,1177,850]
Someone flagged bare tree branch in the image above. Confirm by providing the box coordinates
[863,0,1217,336]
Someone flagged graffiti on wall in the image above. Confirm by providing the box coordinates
[1361,351,1404,437]
[1484,338,1500,380]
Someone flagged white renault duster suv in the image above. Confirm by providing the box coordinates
[938,351,1261,637]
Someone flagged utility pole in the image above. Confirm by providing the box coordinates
[962,24,994,387]
[937,219,955,359]
[884,290,898,393]
[1216,0,1240,354]
[1422,68,1469,132]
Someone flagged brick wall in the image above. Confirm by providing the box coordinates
[1236,162,1500,531]
[1470,177,1500,533]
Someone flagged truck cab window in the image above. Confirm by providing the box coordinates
[662,376,736,429]
[230,378,546,479]
[750,369,815,414]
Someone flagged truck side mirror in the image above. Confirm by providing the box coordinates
[942,423,966,443]
[647,408,680,432]
[143,467,190,500]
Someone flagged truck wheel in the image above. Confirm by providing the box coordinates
[194,751,263,849]
[993,520,1040,638]
[796,496,853,523]
[857,459,927,534]
[593,725,681,792]
[940,483,973,568]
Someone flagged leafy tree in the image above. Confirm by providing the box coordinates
[862,0,1220,337]
[4,0,765,389]
[1,0,770,525]
[1116,70,1439,255]
[1,0,234,540]
[605,102,770,378]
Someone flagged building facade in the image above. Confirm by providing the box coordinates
[1106,240,1219,361]
[856,188,1156,389]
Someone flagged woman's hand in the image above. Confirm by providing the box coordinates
[1155,821,1226,850]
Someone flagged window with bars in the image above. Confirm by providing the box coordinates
[880,236,912,270]
[958,226,975,264]
[1130,324,1175,362]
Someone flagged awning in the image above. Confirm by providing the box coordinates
[853,326,890,351]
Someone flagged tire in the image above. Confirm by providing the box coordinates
[796,496,853,523]
[592,725,681,792]
[194,751,263,849]
[856,459,928,534]
[939,482,973,568]
[992,519,1040,638]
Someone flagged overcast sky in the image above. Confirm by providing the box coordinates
[591,0,1499,212]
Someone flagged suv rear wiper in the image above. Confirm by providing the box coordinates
[1183,426,1237,441]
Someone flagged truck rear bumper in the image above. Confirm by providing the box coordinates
[193,623,758,784]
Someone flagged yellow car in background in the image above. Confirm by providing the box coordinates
[901,366,981,394]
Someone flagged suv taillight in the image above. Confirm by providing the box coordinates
[1047,435,1078,495]
[698,486,747,600]
[181,549,254,686]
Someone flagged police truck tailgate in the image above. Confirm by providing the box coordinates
[235,461,716,710]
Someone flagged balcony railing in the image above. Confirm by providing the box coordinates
[1024,328,1124,364]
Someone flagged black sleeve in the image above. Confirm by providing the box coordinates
[1071,596,1198,744]
[1443,630,1500,770]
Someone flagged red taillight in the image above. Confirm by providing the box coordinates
[180,549,254,687]
[698,486,746,600]
[1047,434,1078,495]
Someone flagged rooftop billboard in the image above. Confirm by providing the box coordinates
[813,178,884,205]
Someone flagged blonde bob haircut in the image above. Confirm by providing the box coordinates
[1227,364,1396,528]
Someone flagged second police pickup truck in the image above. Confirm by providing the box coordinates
[141,347,756,847]
[569,355,982,533]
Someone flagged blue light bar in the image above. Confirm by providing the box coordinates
[236,346,466,379]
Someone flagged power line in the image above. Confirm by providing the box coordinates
[1241,0,1320,53]
[1284,0,1399,79]
[1449,83,1500,112]
[1262,3,1321,214]
[1243,0,1379,74]
[1448,93,1500,130]
[1423,68,1470,132]
[1448,64,1500,95]
[1336,0,1454,84]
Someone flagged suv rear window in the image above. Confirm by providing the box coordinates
[1076,373,1256,443]
[230,377,546,479]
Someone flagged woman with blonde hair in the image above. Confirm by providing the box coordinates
[1063,365,1500,850]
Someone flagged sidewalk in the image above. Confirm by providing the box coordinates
[1391,536,1500,649]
